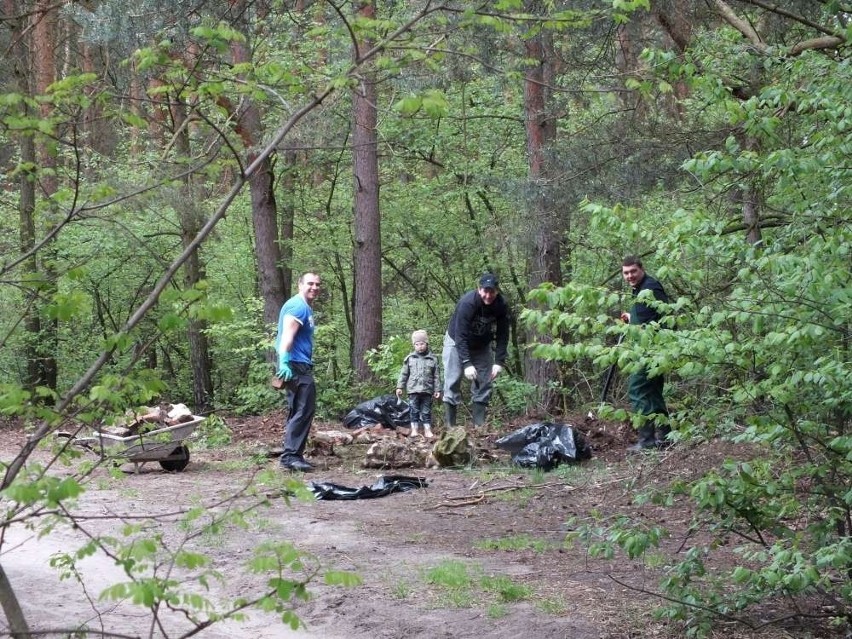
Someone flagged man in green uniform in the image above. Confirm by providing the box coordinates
[620,256,671,451]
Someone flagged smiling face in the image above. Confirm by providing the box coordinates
[621,263,645,288]
[298,273,322,304]
[478,287,498,305]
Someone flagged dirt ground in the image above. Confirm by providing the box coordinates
[0,411,840,639]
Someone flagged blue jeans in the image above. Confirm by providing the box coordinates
[408,393,434,424]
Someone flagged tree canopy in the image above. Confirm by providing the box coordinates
[0,0,850,636]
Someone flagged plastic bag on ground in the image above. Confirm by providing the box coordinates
[309,475,428,500]
[342,395,411,430]
[495,422,592,470]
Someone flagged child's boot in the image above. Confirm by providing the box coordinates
[409,422,420,437]
[422,423,434,439]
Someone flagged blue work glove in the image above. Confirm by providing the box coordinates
[277,352,293,381]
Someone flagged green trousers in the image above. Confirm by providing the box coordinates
[628,368,669,445]
[627,368,667,416]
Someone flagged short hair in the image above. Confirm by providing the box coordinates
[622,255,643,268]
[298,272,320,284]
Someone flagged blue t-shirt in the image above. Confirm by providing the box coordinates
[275,294,315,364]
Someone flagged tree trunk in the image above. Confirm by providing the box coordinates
[351,0,382,382]
[228,0,287,336]
[522,2,562,415]
[0,562,30,638]
[172,95,215,412]
[19,112,41,389]
[1,1,37,631]
[740,135,763,245]
[30,0,58,391]
[279,146,298,299]
[80,37,116,158]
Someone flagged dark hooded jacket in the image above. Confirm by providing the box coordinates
[447,290,510,367]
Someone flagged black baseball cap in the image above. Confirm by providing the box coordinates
[479,273,499,289]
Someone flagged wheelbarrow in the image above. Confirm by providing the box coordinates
[70,416,204,473]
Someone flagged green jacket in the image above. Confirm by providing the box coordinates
[397,350,441,394]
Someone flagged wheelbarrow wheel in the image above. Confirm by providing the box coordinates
[159,445,190,472]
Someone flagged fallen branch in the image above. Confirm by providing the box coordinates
[425,494,487,509]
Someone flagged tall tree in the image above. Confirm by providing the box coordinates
[521,1,562,413]
[351,0,382,381]
[27,0,59,391]
[172,92,215,412]
[227,0,288,331]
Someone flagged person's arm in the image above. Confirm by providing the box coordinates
[453,297,476,367]
[493,306,510,366]
[488,304,510,380]
[651,280,669,304]
[396,357,410,398]
[455,302,480,380]
[631,278,669,325]
[277,315,300,380]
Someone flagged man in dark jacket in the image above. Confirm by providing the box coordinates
[620,256,671,451]
[442,273,511,428]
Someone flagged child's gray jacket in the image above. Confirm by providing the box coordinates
[397,350,441,394]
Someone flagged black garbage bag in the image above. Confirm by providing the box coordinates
[495,422,592,470]
[309,475,428,500]
[342,395,410,429]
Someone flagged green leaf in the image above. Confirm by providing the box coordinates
[323,570,363,587]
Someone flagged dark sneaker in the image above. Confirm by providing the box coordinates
[280,457,314,472]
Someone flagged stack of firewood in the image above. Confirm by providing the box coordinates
[98,403,195,437]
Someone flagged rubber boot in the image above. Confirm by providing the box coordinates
[627,423,656,453]
[410,422,420,438]
[472,402,487,427]
[655,422,672,449]
[444,402,457,427]
[422,423,434,439]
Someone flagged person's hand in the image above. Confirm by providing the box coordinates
[277,352,293,381]
[620,312,631,323]
[490,364,503,380]
[464,365,477,381]
[395,388,403,398]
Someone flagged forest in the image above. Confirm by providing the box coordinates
[0,0,850,637]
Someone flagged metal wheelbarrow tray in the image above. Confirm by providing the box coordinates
[75,416,204,473]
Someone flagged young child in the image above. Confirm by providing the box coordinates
[396,330,441,439]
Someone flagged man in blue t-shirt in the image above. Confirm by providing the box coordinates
[275,272,321,471]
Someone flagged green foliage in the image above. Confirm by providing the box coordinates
[226,358,282,416]
[423,559,533,609]
[2,471,83,508]
[491,375,540,419]
[2,2,849,636]
[393,89,450,118]
[474,534,552,553]
[528,40,852,635]
[193,414,232,449]
[364,335,410,387]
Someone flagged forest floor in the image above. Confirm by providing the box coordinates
[0,409,843,639]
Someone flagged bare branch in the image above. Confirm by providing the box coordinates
[712,0,767,52]
[736,0,844,38]
[789,35,845,56]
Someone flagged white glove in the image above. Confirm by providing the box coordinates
[490,364,503,380]
[464,365,477,380]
